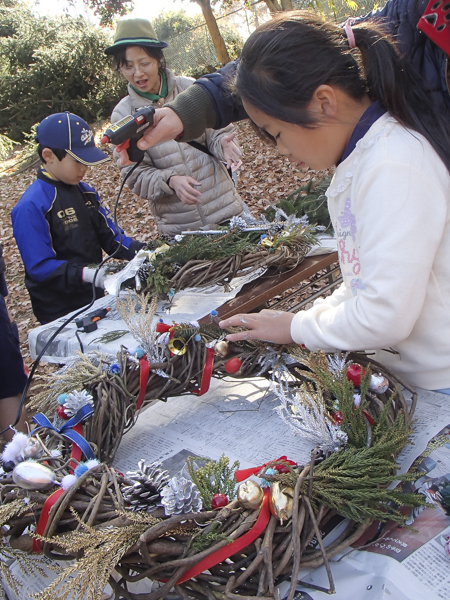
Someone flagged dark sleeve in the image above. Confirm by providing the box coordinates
[94,192,145,260]
[0,243,7,297]
[11,197,87,294]
[167,60,248,141]
[352,0,427,46]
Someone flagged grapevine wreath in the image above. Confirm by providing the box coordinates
[1,340,424,600]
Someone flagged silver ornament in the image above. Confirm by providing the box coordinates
[23,438,43,459]
[13,461,57,491]
[369,374,389,394]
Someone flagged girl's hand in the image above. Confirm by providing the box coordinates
[219,309,295,344]
[220,133,243,170]
[169,175,202,205]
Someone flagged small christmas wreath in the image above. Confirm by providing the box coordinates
[112,212,317,297]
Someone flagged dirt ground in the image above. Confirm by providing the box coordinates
[0,120,330,369]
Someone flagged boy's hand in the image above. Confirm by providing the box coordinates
[219,309,296,344]
[82,264,112,289]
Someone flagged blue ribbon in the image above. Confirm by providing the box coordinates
[32,404,95,460]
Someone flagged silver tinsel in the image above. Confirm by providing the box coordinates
[326,352,351,380]
[256,348,297,387]
[122,460,170,512]
[229,216,248,231]
[160,476,202,516]
[272,383,348,454]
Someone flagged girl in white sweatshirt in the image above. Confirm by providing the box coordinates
[219,12,450,393]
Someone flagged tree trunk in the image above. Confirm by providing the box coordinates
[263,0,283,12]
[280,0,293,9]
[195,0,231,65]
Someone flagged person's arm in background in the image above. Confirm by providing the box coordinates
[133,0,446,157]
[166,61,247,141]
[0,243,30,442]
[128,61,248,157]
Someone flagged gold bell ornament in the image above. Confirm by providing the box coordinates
[270,481,294,524]
[168,337,187,355]
[237,480,264,510]
[214,340,229,357]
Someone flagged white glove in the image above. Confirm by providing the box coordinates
[82,265,111,289]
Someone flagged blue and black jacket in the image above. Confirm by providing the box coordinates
[11,169,143,323]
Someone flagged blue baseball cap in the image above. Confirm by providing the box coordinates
[36,112,109,166]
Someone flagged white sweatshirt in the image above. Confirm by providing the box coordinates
[290,113,450,390]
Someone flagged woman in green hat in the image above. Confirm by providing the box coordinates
[106,18,249,237]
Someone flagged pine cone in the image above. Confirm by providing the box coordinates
[63,390,94,417]
[160,476,202,516]
[122,460,170,512]
[136,264,152,291]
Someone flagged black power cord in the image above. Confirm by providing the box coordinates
[1,157,143,437]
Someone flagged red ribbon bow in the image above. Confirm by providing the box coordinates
[235,456,296,482]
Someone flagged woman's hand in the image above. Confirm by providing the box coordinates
[220,133,242,169]
[168,175,201,205]
[116,108,184,166]
[219,309,295,344]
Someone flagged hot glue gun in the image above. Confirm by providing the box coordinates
[75,307,111,333]
[101,106,155,162]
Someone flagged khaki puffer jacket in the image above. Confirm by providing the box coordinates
[111,69,246,236]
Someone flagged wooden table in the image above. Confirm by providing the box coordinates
[200,251,340,322]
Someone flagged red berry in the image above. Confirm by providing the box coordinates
[56,405,69,420]
[225,357,242,374]
[211,493,229,509]
[331,411,343,424]
[346,364,366,387]
[275,464,291,474]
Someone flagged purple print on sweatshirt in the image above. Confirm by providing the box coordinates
[338,198,357,242]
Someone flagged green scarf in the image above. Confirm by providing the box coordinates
[130,68,168,101]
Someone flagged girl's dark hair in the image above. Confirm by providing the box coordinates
[112,45,166,71]
[235,11,450,171]
[37,145,67,163]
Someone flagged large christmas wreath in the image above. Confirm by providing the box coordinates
[1,337,425,600]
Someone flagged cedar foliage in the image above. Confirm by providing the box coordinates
[265,176,333,231]
[0,0,126,141]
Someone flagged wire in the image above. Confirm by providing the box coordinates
[1,156,143,436]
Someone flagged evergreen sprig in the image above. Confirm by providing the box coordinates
[142,223,316,295]
[186,454,240,510]
[191,521,232,552]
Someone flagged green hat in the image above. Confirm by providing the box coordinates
[104,18,168,55]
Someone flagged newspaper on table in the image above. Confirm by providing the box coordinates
[27,268,265,364]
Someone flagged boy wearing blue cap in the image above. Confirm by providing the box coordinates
[12,112,145,323]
